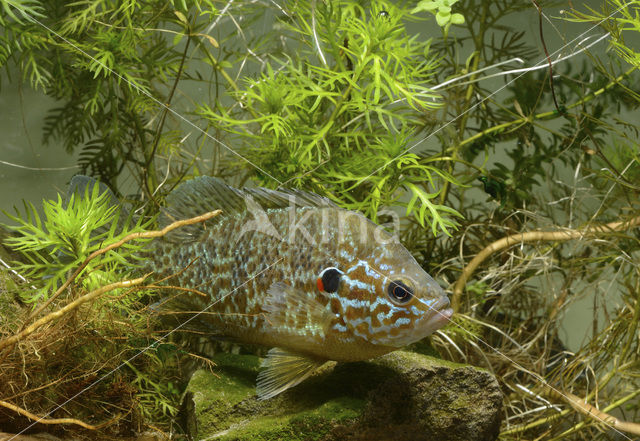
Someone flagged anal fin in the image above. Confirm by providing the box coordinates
[256,347,329,400]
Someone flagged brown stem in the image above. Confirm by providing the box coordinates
[25,210,222,322]
[0,400,120,430]
[452,214,640,311]
[531,0,562,113]
[545,388,640,436]
[145,34,192,197]
[0,277,147,352]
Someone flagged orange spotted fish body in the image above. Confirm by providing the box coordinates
[150,177,452,399]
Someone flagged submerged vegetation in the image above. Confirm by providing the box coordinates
[4,182,152,302]
[0,0,639,439]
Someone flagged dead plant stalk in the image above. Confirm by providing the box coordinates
[545,388,640,437]
[26,209,222,320]
[452,214,640,311]
[0,277,147,352]
[0,399,118,430]
[1,210,221,353]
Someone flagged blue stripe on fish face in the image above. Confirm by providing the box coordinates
[346,259,380,278]
[321,253,449,347]
[150,179,451,365]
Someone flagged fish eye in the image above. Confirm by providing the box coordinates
[317,267,342,293]
[387,280,413,305]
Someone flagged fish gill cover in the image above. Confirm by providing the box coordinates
[148,176,452,399]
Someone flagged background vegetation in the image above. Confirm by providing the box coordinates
[0,0,639,439]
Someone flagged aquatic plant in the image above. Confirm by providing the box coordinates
[0,186,220,434]
[196,1,463,234]
[0,0,639,439]
[2,183,151,303]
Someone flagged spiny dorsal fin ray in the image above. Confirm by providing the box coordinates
[256,347,329,400]
[160,176,335,242]
[263,282,335,338]
[67,175,119,209]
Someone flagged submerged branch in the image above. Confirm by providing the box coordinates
[26,210,222,321]
[0,399,121,430]
[452,214,640,311]
[546,388,640,437]
[1,210,221,352]
[458,66,636,150]
[0,277,148,352]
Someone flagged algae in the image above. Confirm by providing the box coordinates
[184,352,367,440]
[212,398,362,441]
[184,351,502,441]
[0,268,20,332]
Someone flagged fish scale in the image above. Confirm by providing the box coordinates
[141,176,453,399]
[152,209,339,334]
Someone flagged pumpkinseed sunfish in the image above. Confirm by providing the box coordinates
[148,177,453,399]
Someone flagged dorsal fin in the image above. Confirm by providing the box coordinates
[160,176,335,242]
[160,176,245,241]
[246,186,335,211]
[66,175,119,210]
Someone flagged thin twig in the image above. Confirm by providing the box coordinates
[145,33,192,196]
[545,388,640,436]
[0,399,120,430]
[452,214,640,311]
[531,0,562,113]
[458,66,635,150]
[0,277,148,352]
[26,210,221,322]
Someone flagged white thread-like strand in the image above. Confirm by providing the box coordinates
[25,16,282,185]
[6,257,285,440]
[5,4,637,441]
[311,0,328,67]
[349,4,625,190]
[0,257,37,290]
[0,159,79,171]
[432,57,525,90]
[449,33,611,88]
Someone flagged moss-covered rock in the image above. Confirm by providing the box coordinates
[182,351,502,441]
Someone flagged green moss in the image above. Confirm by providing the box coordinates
[185,353,261,434]
[185,350,503,440]
[378,350,467,371]
[188,353,260,400]
[214,396,363,441]
[0,269,20,330]
[187,353,365,440]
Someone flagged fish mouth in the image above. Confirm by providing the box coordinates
[417,296,453,336]
[384,296,454,348]
[426,296,453,325]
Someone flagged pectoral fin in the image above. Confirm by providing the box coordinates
[262,281,335,338]
[256,347,329,400]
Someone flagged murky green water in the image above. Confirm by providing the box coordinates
[0,76,77,206]
[0,1,628,355]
